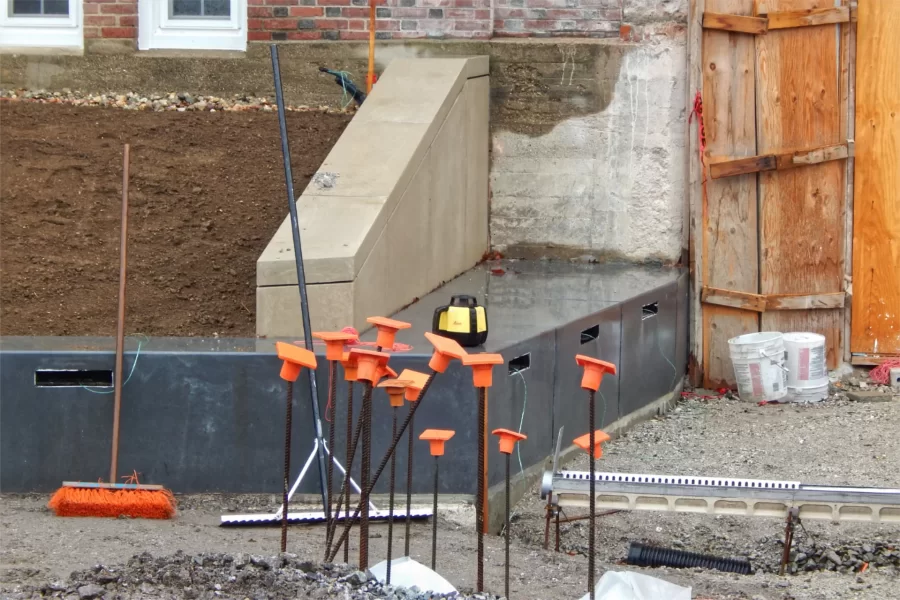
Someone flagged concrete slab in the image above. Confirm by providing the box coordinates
[847,390,898,403]
[256,282,354,338]
[464,76,490,268]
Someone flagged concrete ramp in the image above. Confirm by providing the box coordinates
[256,57,489,337]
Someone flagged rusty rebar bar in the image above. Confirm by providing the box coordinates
[281,380,294,553]
[431,455,439,570]
[359,381,374,569]
[476,386,486,592]
[588,389,596,600]
[404,407,416,557]
[386,406,398,584]
[344,382,354,564]
[505,452,511,599]
[109,143,130,485]
[325,360,338,556]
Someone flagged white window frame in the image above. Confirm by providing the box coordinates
[139,0,246,52]
[0,0,83,50]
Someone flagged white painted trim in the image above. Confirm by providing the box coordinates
[0,0,82,50]
[139,0,247,51]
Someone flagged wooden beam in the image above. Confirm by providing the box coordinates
[851,354,900,367]
[708,154,776,178]
[766,7,850,30]
[703,12,768,34]
[766,292,846,311]
[701,287,766,312]
[709,143,849,179]
[687,0,705,386]
[790,143,849,165]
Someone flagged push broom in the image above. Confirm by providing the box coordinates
[48,144,176,520]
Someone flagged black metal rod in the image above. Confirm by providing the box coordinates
[505,452,511,599]
[344,382,354,564]
[325,360,338,557]
[386,407,398,584]
[405,406,416,557]
[281,381,294,553]
[327,371,437,563]
[270,44,329,513]
[360,381,374,569]
[327,393,366,560]
[476,387,486,592]
[588,389,596,600]
[431,455,439,570]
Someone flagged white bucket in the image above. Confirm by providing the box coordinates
[728,332,788,402]
[783,332,828,388]
[788,383,829,403]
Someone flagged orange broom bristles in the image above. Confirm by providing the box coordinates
[48,486,176,519]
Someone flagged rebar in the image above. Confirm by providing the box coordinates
[405,407,416,557]
[505,452,511,599]
[386,407,398,584]
[325,361,338,556]
[281,381,294,553]
[327,371,437,563]
[109,144,129,485]
[588,389,596,600]
[780,508,799,576]
[431,456,439,570]
[344,382,354,564]
[326,391,364,561]
[476,387,486,592]
[359,382,374,569]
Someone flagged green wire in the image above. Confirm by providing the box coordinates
[81,334,148,394]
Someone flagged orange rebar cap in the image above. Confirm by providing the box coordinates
[574,354,617,391]
[573,430,612,459]
[350,349,390,383]
[398,369,430,402]
[379,379,412,407]
[461,353,504,388]
[420,429,456,457]
[340,351,359,382]
[276,342,318,382]
[313,331,358,361]
[376,364,398,382]
[492,428,527,455]
[367,316,412,350]
[424,332,468,373]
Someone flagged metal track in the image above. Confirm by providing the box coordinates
[542,470,900,523]
[221,507,433,526]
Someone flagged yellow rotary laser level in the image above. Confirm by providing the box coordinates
[432,295,488,347]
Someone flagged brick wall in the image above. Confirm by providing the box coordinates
[494,0,622,38]
[85,0,137,40]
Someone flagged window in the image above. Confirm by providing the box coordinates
[0,0,81,49]
[140,0,246,51]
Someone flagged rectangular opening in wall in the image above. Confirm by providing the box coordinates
[642,302,659,320]
[35,369,113,388]
[508,353,531,375]
[580,324,600,344]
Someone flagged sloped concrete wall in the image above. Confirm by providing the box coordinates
[256,57,490,337]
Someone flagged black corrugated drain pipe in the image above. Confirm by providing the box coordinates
[627,542,752,575]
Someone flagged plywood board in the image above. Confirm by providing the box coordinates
[755,0,845,368]
[702,0,759,387]
[851,0,900,355]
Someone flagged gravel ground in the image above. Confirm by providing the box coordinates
[2,385,897,599]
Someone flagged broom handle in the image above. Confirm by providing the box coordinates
[110,144,130,484]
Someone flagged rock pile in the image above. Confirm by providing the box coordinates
[0,89,356,114]
[4,552,502,600]
[779,542,900,575]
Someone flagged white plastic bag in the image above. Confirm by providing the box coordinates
[579,570,691,600]
[367,557,457,594]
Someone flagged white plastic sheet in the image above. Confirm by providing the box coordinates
[579,570,691,600]
[367,557,457,594]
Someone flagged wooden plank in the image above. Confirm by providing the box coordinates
[851,354,900,367]
[709,154,775,178]
[703,12,768,34]
[840,3,854,362]
[851,0,900,355]
[766,292,846,310]
[791,143,848,165]
[702,0,759,388]
[688,0,705,385]
[756,0,845,368]
[701,287,766,311]
[766,7,849,29]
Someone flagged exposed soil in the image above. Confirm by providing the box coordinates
[0,101,350,337]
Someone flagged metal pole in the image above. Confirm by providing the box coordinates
[270,44,330,513]
[405,407,416,557]
[359,382,374,569]
[325,360,338,556]
[588,389,596,600]
[109,144,129,485]
[475,387,486,592]
[281,381,294,553]
[505,452,511,599]
[386,406,398,584]
[431,455,439,570]
[344,382,354,564]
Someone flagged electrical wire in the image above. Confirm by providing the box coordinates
[81,334,148,394]
[510,368,527,479]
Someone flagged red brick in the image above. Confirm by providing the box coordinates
[248,18,265,29]
[317,0,351,5]
[100,3,136,15]
[341,7,370,18]
[289,6,323,16]
[249,30,273,40]
[265,0,296,4]
[84,3,99,14]
[315,18,349,29]
[444,8,472,18]
[619,23,632,40]
[101,27,136,38]
[347,19,367,29]
[85,15,116,25]
[454,20,489,30]
[118,15,137,27]
[287,31,323,39]
[474,9,490,19]
[248,6,273,16]
[248,0,266,5]
[340,30,370,40]
[263,18,301,29]
[544,9,582,18]
[84,0,117,4]
[375,19,399,30]
[495,8,525,18]
[392,7,427,18]
[83,26,102,38]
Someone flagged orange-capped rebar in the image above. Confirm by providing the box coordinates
[313,331,358,361]
[367,316,412,350]
[340,351,359,382]
[276,341,318,382]
[461,353,504,388]
[376,364,398,381]
[574,354,617,391]
[378,379,412,407]
[424,332,467,373]
[398,369,429,401]
[419,429,456,457]
[492,428,527,455]
[573,430,612,459]
[350,348,390,383]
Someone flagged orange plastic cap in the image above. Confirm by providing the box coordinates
[461,353,504,388]
[376,364,398,382]
[367,316,412,350]
[398,369,430,401]
[276,342,317,382]
[492,428,527,455]
[574,354,618,391]
[573,430,612,459]
[424,332,468,373]
[313,331,358,361]
[378,379,412,407]
[419,428,456,457]
[350,349,390,383]
[340,351,359,382]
